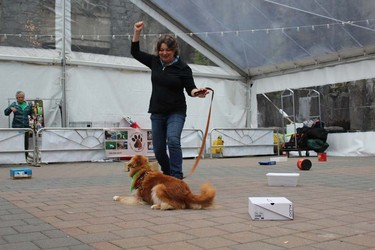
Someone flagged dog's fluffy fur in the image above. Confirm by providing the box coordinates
[113,155,216,210]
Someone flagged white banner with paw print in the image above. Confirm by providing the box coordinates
[104,128,154,158]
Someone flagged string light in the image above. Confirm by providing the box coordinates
[0,18,374,42]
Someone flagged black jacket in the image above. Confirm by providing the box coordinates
[131,41,197,114]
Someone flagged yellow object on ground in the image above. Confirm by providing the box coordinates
[212,136,224,154]
[273,133,284,154]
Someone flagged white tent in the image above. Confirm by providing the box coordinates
[1,0,375,157]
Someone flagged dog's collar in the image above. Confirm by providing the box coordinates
[130,170,149,192]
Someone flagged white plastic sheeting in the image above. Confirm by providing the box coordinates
[39,129,105,163]
[326,132,375,157]
[0,130,27,164]
[210,128,274,157]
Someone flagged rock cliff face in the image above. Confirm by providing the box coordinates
[257,78,375,132]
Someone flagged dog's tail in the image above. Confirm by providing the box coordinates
[188,182,216,208]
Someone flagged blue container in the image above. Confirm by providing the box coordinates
[10,168,32,178]
[258,161,276,165]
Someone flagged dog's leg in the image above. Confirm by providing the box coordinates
[151,185,181,210]
[113,195,142,205]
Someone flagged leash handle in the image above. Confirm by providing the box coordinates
[184,87,214,179]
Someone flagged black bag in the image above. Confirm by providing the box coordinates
[306,128,328,142]
[307,139,329,152]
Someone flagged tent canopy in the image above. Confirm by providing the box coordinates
[141,0,375,78]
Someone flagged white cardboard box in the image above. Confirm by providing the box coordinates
[269,156,288,162]
[248,197,294,220]
[266,173,300,187]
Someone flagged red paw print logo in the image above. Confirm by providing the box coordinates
[130,133,144,152]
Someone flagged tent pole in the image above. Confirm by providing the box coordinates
[246,78,253,128]
[60,0,67,127]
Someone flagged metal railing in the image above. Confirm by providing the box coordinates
[209,128,275,158]
[1,127,277,165]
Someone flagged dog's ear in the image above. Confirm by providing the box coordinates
[130,155,148,168]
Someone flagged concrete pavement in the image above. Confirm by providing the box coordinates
[0,155,374,249]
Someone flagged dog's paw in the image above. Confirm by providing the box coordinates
[151,204,161,210]
[113,196,120,201]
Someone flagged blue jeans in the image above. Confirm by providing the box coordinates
[150,112,186,179]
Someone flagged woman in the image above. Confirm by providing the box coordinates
[131,21,208,179]
[4,91,34,158]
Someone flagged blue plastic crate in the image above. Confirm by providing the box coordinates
[10,168,32,179]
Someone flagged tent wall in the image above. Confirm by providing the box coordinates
[0,61,62,128]
[0,56,247,131]
[65,63,248,130]
[250,59,375,127]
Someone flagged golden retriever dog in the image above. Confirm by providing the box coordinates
[113,155,216,210]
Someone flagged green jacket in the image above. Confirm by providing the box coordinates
[4,101,33,128]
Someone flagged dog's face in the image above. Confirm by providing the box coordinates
[126,155,149,177]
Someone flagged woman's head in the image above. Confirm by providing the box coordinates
[155,34,179,63]
[15,91,25,103]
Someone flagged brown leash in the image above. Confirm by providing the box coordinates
[184,87,214,179]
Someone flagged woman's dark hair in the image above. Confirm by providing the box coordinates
[155,34,179,57]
